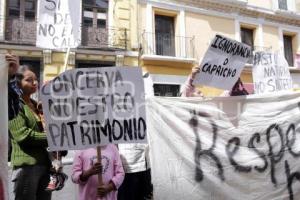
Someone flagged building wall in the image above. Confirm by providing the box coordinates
[248,0,273,10]
[185,12,235,61]
[0,0,139,83]
[138,0,300,97]
[0,0,5,40]
[263,25,280,51]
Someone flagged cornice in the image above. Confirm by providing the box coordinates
[141,0,300,27]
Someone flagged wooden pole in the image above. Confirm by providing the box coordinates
[97,146,103,185]
[63,47,71,72]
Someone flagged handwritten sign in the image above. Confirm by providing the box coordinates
[41,67,147,151]
[147,93,300,200]
[36,0,82,49]
[253,51,293,94]
[194,35,251,90]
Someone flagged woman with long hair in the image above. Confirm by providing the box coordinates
[8,65,51,200]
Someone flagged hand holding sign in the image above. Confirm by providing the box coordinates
[97,182,116,198]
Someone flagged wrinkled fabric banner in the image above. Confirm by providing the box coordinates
[0,55,8,200]
[147,93,300,200]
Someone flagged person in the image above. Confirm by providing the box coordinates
[34,102,68,192]
[7,54,22,120]
[8,65,52,200]
[221,78,249,97]
[117,72,154,200]
[181,66,204,97]
[71,144,125,200]
[45,149,68,191]
[6,54,22,162]
[117,143,153,200]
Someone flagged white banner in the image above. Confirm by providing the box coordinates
[253,51,293,94]
[36,0,82,49]
[0,55,8,200]
[147,93,300,200]
[41,67,147,151]
[194,34,251,89]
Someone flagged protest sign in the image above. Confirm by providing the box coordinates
[41,67,147,151]
[0,55,8,200]
[194,34,251,89]
[253,51,293,94]
[147,93,300,200]
[36,0,82,49]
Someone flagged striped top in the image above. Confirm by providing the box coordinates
[8,100,50,168]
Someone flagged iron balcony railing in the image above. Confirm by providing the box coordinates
[141,32,195,59]
[4,18,128,50]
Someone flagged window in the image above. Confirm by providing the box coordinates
[153,84,180,97]
[8,0,20,17]
[241,27,254,49]
[8,0,36,19]
[96,12,107,28]
[155,15,175,56]
[83,0,108,29]
[283,35,294,66]
[83,9,94,27]
[241,27,254,63]
[25,0,36,20]
[278,0,288,10]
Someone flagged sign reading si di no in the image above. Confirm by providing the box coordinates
[36,0,82,49]
[40,67,147,151]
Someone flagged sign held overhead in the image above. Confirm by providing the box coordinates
[194,34,251,90]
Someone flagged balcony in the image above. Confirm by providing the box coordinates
[81,25,128,50]
[141,32,195,62]
[4,18,128,50]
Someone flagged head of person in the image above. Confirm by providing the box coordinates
[15,65,38,96]
[229,78,249,96]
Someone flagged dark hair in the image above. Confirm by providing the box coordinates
[15,65,31,87]
[230,78,249,96]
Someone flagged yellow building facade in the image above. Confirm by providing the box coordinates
[138,0,300,96]
[0,0,300,96]
[0,0,139,82]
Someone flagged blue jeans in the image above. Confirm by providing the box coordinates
[11,165,51,200]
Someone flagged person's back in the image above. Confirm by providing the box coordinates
[118,143,153,200]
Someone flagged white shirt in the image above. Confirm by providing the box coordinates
[118,143,150,173]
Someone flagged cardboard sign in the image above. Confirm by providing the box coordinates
[36,0,82,49]
[253,51,293,94]
[147,93,300,200]
[194,35,251,89]
[40,67,147,151]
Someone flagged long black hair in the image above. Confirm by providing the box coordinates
[229,78,249,96]
[15,65,31,87]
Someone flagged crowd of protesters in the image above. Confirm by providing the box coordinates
[6,53,249,200]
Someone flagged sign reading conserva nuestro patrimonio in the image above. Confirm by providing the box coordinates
[41,67,147,151]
